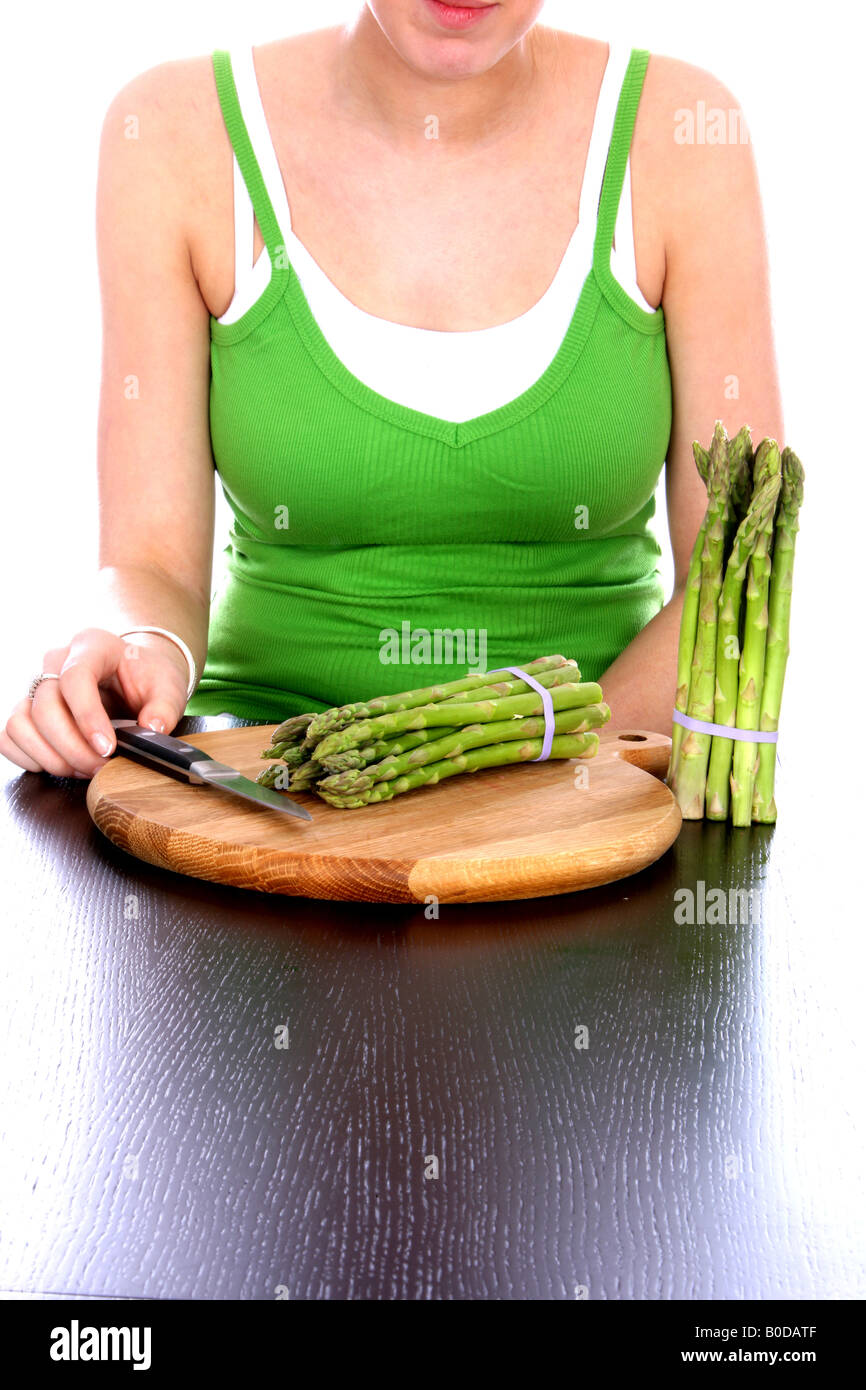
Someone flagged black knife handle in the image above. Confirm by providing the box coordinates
[111,722,212,782]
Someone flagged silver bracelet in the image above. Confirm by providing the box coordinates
[119,627,198,701]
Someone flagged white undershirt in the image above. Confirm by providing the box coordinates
[217,42,656,423]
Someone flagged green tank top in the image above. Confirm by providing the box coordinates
[186,46,672,721]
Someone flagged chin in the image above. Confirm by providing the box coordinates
[373,2,520,80]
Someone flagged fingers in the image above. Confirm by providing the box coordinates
[135,698,184,736]
[1,644,91,776]
[56,630,125,759]
[31,677,113,775]
[0,712,48,772]
[117,641,188,735]
[2,696,86,777]
[24,639,114,775]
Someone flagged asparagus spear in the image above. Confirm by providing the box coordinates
[751,447,805,823]
[319,704,611,795]
[433,661,579,706]
[667,514,706,784]
[256,762,289,788]
[317,731,601,809]
[728,424,755,523]
[729,440,782,826]
[264,712,316,749]
[315,726,461,774]
[304,654,569,742]
[259,743,309,769]
[313,681,604,761]
[693,441,711,484]
[257,755,322,791]
[669,421,731,818]
[287,759,325,791]
[705,453,781,819]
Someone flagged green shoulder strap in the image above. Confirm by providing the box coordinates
[593,49,651,276]
[212,50,289,266]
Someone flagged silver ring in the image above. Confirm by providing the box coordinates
[28,672,60,700]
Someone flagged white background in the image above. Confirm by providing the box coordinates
[0,1,859,758]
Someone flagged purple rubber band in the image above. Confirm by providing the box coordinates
[486,666,556,761]
[672,710,778,744]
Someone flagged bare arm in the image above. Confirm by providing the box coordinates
[1,60,216,776]
[91,60,215,672]
[599,56,784,732]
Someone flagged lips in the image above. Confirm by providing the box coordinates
[423,1,499,31]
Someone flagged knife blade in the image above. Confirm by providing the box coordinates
[110,721,313,821]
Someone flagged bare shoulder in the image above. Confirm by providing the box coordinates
[98,29,341,198]
[637,52,759,195]
[96,29,339,296]
[100,26,339,121]
[633,51,762,259]
[637,50,753,151]
[640,50,746,120]
[100,51,222,160]
[97,51,230,246]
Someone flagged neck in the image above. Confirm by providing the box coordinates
[333,9,547,150]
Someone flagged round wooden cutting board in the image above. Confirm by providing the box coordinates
[86,725,681,904]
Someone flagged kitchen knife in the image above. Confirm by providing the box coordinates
[110,720,313,821]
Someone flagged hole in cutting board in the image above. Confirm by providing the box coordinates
[618,733,647,742]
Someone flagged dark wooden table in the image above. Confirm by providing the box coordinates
[1,715,863,1301]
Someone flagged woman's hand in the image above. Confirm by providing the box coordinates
[0,628,191,779]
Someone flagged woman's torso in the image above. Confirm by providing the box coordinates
[178,24,673,719]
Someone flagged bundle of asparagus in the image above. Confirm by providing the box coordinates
[668,421,804,825]
[256,655,610,808]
